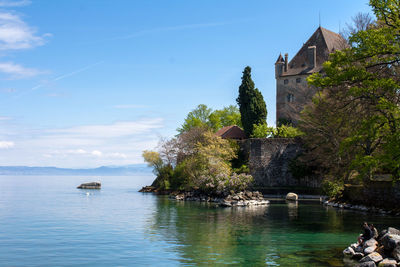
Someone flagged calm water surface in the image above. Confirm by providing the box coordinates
[0,175,399,266]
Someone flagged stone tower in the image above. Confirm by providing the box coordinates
[275,26,347,125]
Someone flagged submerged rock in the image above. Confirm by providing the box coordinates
[77,182,101,189]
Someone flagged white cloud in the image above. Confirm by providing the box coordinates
[0,116,11,120]
[48,118,164,139]
[0,11,48,50]
[0,118,164,168]
[109,152,127,159]
[91,150,102,157]
[0,140,14,148]
[0,0,31,7]
[67,148,87,154]
[0,61,43,78]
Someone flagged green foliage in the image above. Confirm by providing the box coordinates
[177,104,242,134]
[251,123,273,138]
[300,0,400,183]
[321,180,344,199]
[208,105,242,131]
[196,172,254,194]
[144,128,253,193]
[177,104,212,133]
[251,123,304,138]
[272,125,304,138]
[236,66,267,137]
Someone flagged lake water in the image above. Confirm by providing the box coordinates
[0,175,399,266]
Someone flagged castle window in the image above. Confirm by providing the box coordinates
[284,79,289,84]
[296,78,301,83]
[287,93,295,103]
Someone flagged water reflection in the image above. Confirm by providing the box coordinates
[146,197,400,266]
[286,200,298,220]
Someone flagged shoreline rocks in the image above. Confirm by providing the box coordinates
[77,181,101,189]
[169,191,269,207]
[323,200,400,216]
[343,227,400,267]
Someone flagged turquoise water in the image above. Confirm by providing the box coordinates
[0,175,399,266]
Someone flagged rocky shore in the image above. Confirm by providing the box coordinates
[323,200,400,216]
[169,190,269,207]
[343,227,400,267]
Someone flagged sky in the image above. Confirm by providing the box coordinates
[0,0,373,168]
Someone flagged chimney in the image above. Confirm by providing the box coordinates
[307,46,316,69]
[284,53,288,72]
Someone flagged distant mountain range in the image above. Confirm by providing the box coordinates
[0,164,153,176]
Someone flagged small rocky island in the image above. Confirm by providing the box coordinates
[77,182,101,189]
[343,227,400,267]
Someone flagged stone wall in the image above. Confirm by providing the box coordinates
[343,182,400,210]
[240,138,322,193]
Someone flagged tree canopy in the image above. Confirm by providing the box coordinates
[299,0,400,184]
[236,66,267,137]
[177,104,242,134]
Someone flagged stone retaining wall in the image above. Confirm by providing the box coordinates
[343,182,400,210]
[240,138,322,192]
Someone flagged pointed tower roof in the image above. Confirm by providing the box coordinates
[275,54,284,64]
[280,27,347,76]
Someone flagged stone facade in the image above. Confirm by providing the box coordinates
[275,27,347,125]
[240,138,322,193]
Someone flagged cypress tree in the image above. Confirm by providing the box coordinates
[236,66,267,137]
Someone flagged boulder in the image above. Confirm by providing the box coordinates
[352,252,365,260]
[392,244,400,261]
[286,192,298,201]
[343,246,355,256]
[381,234,400,252]
[364,239,378,249]
[360,252,383,263]
[364,246,377,255]
[77,181,101,189]
[357,261,377,267]
[388,227,400,236]
[378,258,397,267]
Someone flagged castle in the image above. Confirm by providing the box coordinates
[275,26,347,125]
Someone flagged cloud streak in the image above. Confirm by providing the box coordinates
[0,118,164,167]
[0,141,14,148]
[0,61,44,79]
[0,0,30,7]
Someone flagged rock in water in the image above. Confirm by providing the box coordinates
[360,252,383,263]
[378,258,397,267]
[77,182,101,189]
[357,261,377,267]
[343,246,355,256]
[286,192,298,201]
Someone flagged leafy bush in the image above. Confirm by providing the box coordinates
[251,123,304,138]
[321,180,344,199]
[196,172,254,194]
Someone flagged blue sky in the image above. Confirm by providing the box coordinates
[0,0,372,168]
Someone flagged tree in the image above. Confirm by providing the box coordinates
[300,0,400,183]
[209,105,242,131]
[236,66,267,137]
[340,12,375,40]
[177,104,212,133]
[177,104,242,134]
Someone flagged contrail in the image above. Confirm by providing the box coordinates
[15,61,104,98]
